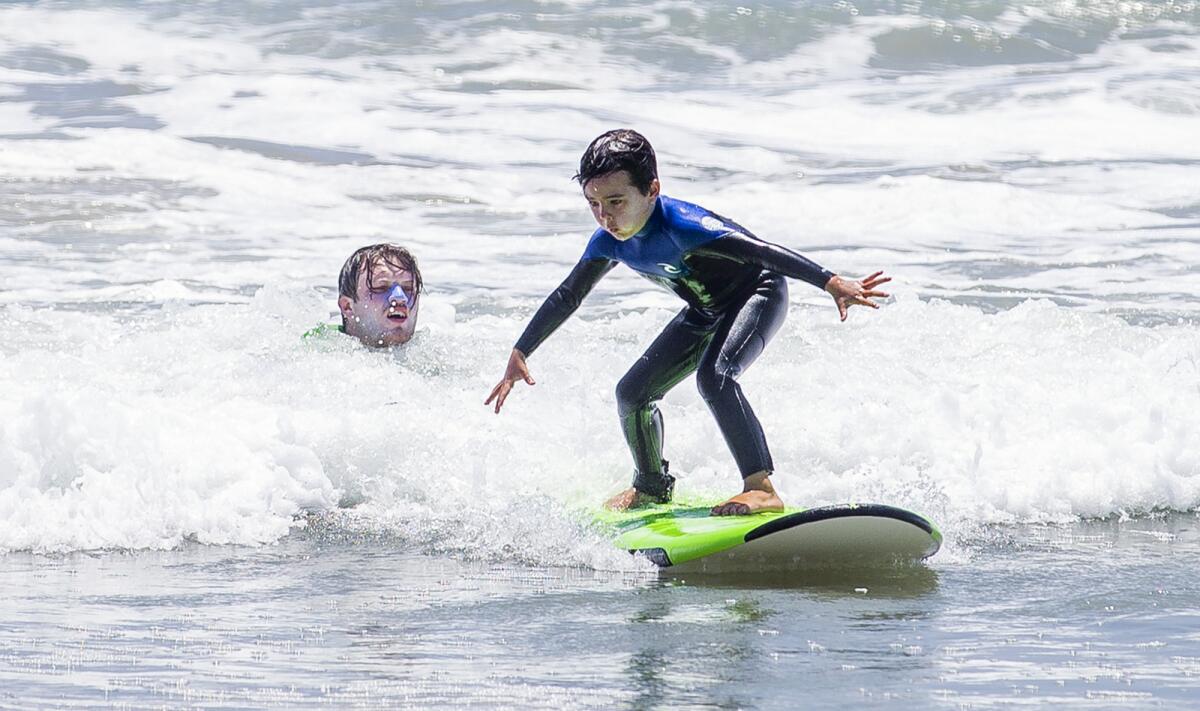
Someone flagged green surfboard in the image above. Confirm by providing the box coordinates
[597,502,942,573]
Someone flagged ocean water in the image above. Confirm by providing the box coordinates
[1,0,1198,707]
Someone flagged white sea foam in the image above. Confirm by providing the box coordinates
[0,288,1196,556]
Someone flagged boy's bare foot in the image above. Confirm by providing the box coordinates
[710,490,785,516]
[604,487,662,511]
[711,471,785,516]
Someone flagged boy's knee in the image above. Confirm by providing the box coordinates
[615,374,647,414]
[696,368,726,402]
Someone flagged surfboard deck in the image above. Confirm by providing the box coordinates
[596,502,942,573]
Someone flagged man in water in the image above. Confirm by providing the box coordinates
[485,129,889,515]
[330,243,423,347]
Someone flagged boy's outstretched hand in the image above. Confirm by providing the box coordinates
[486,348,535,414]
[824,271,891,321]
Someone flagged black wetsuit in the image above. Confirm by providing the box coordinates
[514,195,833,499]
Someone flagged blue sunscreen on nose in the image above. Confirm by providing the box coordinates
[384,282,414,309]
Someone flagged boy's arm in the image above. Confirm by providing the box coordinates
[692,232,834,289]
[488,257,616,414]
[513,257,616,357]
[693,232,890,321]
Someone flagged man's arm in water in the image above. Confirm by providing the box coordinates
[693,232,891,321]
[486,257,617,413]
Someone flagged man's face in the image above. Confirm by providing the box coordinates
[583,170,660,240]
[339,260,420,347]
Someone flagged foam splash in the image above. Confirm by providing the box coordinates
[0,289,1196,558]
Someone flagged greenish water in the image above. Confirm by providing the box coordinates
[1,515,1197,709]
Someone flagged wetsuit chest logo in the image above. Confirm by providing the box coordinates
[658,263,682,275]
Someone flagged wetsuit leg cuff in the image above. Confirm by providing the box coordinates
[632,460,675,503]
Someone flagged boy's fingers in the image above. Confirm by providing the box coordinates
[489,382,510,409]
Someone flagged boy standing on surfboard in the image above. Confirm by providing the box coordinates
[486,130,889,516]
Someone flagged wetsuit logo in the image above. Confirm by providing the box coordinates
[658,263,682,275]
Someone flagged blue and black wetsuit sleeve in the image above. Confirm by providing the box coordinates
[691,232,835,290]
[513,258,617,357]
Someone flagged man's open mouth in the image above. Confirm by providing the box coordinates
[387,310,408,322]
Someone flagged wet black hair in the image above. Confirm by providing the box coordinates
[574,129,658,195]
[338,243,423,303]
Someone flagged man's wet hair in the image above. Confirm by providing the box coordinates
[575,129,658,195]
[338,243,423,302]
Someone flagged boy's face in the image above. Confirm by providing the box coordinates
[583,170,660,240]
[338,259,420,347]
